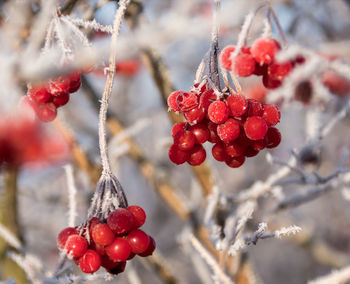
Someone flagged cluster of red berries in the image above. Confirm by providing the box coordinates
[220,37,301,90]
[21,72,82,122]
[57,206,155,274]
[167,84,281,168]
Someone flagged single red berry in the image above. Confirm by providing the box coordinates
[184,107,205,124]
[49,76,71,95]
[167,91,183,112]
[262,104,280,126]
[225,155,245,168]
[68,72,82,93]
[246,84,268,102]
[100,255,120,270]
[52,93,69,107]
[262,74,282,89]
[188,144,206,166]
[208,101,229,124]
[174,129,196,151]
[247,99,264,117]
[265,127,281,148]
[217,118,240,143]
[199,89,216,111]
[322,71,350,96]
[244,146,259,157]
[253,63,268,76]
[220,45,235,70]
[127,205,146,228]
[35,102,57,122]
[79,249,101,274]
[226,93,248,117]
[89,217,101,239]
[212,143,227,161]
[171,122,186,137]
[233,53,256,77]
[108,261,127,275]
[57,227,78,249]
[126,229,150,254]
[244,116,268,140]
[250,139,266,151]
[168,144,190,165]
[251,38,281,64]
[176,92,199,112]
[27,85,51,104]
[92,224,115,246]
[105,238,131,261]
[268,61,292,80]
[65,235,88,258]
[207,121,221,143]
[107,208,135,235]
[189,124,210,144]
[225,142,245,157]
[138,236,156,257]
[241,46,251,54]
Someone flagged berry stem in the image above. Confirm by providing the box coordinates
[267,4,287,48]
[98,0,130,177]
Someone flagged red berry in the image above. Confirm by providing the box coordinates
[49,76,71,95]
[225,155,245,168]
[250,139,266,151]
[253,63,268,76]
[268,61,292,80]
[246,84,267,102]
[100,255,119,270]
[27,85,51,104]
[107,208,135,235]
[322,71,350,96]
[247,99,263,117]
[174,129,196,151]
[105,238,131,261]
[90,241,106,256]
[68,72,82,93]
[192,83,207,94]
[220,45,235,70]
[208,101,229,124]
[171,122,186,137]
[167,91,183,112]
[35,102,57,122]
[79,249,101,274]
[89,217,101,239]
[207,121,221,143]
[108,261,127,275]
[251,38,281,64]
[127,205,146,228]
[244,147,259,157]
[184,107,205,124]
[52,93,70,107]
[126,229,150,254]
[177,92,199,112]
[65,235,88,258]
[168,144,190,165]
[263,74,282,89]
[212,143,227,161]
[57,227,78,249]
[217,118,240,143]
[226,93,248,117]
[225,142,245,157]
[266,127,281,148]
[199,89,216,111]
[92,224,115,246]
[262,104,280,126]
[244,116,268,140]
[138,236,156,257]
[189,124,210,144]
[188,144,206,166]
[233,53,256,77]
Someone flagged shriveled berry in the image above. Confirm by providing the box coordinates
[217,118,240,143]
[262,104,280,126]
[212,143,227,161]
[79,249,101,274]
[65,235,88,258]
[35,102,57,122]
[208,101,229,124]
[188,144,206,166]
[174,129,196,151]
[139,236,156,257]
[127,205,146,228]
[168,144,190,165]
[177,92,199,112]
[225,142,245,157]
[171,122,186,137]
[106,238,131,261]
[266,127,281,148]
[189,124,210,144]
[27,85,51,104]
[184,107,205,124]
[251,38,281,64]
[52,93,69,107]
[167,91,183,112]
[226,93,248,117]
[220,45,235,70]
[225,156,245,168]
[126,229,150,254]
[268,61,292,80]
[233,53,256,77]
[57,227,78,249]
[244,116,268,140]
[92,224,115,246]
[107,208,135,235]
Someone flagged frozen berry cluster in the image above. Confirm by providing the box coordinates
[167,84,281,168]
[22,72,82,122]
[57,206,155,274]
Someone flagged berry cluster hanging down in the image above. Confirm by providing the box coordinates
[167,84,281,168]
[21,71,83,122]
[57,205,155,274]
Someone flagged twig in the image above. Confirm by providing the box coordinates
[308,265,350,284]
[64,165,77,227]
